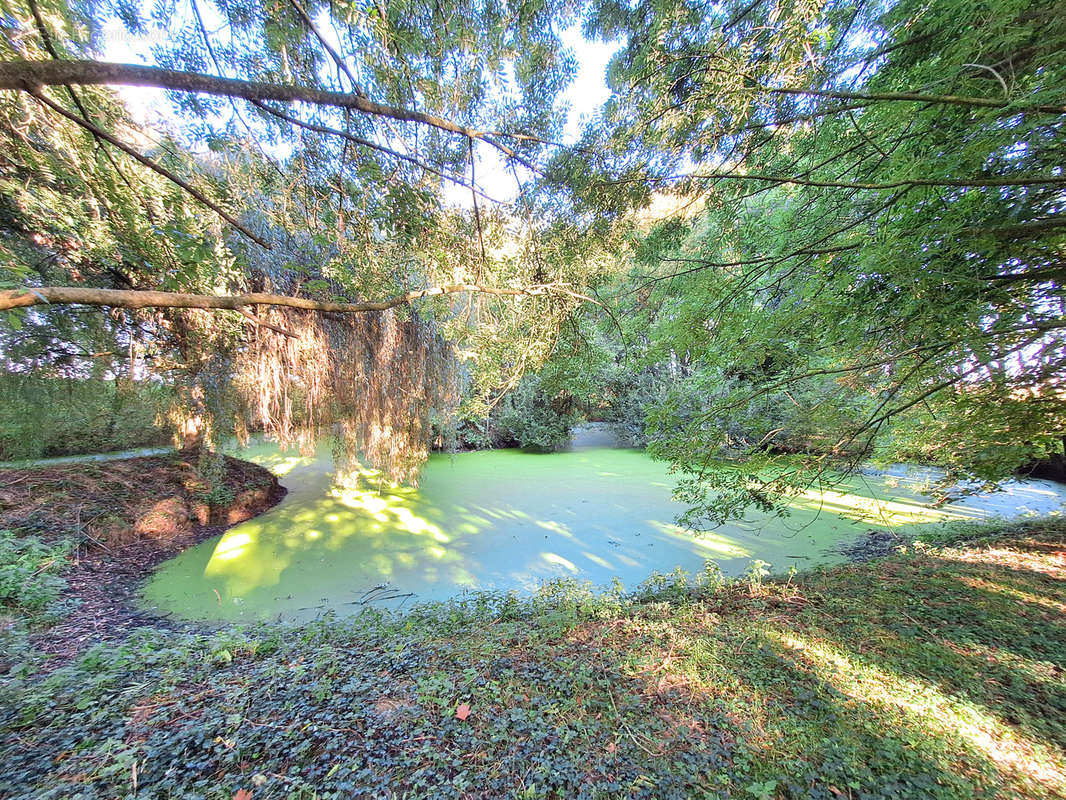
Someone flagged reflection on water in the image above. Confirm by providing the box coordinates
[140,440,1066,623]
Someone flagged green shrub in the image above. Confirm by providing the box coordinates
[492,375,580,452]
[0,530,71,619]
[601,369,665,447]
[451,417,497,450]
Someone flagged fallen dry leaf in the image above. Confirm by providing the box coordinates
[234,789,253,800]
[455,703,471,721]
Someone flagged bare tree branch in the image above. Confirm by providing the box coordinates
[621,244,862,296]
[0,283,598,313]
[967,217,1066,239]
[599,155,1066,191]
[767,86,1066,115]
[0,59,538,167]
[469,137,488,271]
[248,99,500,202]
[654,171,1066,190]
[236,307,297,337]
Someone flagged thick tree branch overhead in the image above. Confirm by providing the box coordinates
[0,60,536,166]
[0,284,597,314]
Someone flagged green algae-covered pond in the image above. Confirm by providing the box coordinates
[139,438,1065,623]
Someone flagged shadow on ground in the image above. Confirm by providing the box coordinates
[4,523,1064,798]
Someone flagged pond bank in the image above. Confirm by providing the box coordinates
[5,520,1065,799]
[0,450,284,658]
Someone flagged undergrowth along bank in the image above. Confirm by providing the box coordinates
[1,517,1064,799]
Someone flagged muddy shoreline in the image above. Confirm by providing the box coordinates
[0,451,286,661]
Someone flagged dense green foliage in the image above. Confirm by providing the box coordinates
[0,0,602,479]
[534,0,1066,521]
[2,519,1064,798]
[0,530,70,618]
[0,375,169,460]
[1,0,1063,513]
[0,529,72,672]
[490,374,581,451]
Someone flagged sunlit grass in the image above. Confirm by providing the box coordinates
[768,630,1066,789]
[588,523,1066,798]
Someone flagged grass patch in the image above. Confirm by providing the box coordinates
[0,530,71,618]
[0,529,71,635]
[1,518,1064,799]
[0,530,73,664]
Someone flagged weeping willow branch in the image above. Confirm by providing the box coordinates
[236,307,297,337]
[233,307,460,484]
[27,89,272,248]
[287,0,365,96]
[0,283,598,313]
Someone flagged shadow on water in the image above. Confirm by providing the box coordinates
[139,439,1066,622]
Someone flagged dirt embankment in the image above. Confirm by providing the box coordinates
[0,450,283,544]
[0,450,285,657]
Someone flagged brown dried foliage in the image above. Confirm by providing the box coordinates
[236,307,459,485]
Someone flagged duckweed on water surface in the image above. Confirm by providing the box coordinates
[140,441,1062,622]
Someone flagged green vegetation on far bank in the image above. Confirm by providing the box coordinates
[0,375,172,463]
[2,518,1064,799]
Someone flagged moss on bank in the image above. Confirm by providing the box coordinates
[1,518,1064,799]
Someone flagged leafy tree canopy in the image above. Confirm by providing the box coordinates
[0,0,1063,520]
[579,0,1065,522]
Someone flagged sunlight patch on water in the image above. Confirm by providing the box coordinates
[213,532,252,560]
[542,552,579,572]
[790,487,982,526]
[647,520,751,557]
